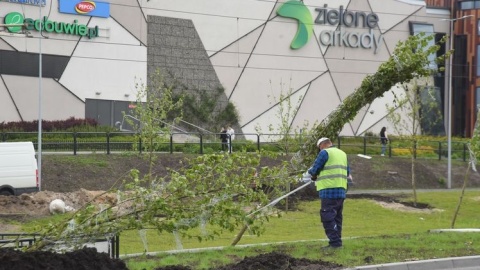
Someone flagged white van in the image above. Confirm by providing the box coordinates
[0,142,38,196]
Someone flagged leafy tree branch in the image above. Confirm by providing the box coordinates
[296,33,448,168]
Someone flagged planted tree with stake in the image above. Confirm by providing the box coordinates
[125,69,184,185]
[451,110,480,228]
[385,79,444,206]
[231,79,312,246]
[255,78,313,156]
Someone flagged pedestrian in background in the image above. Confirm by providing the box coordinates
[226,125,235,153]
[307,137,350,250]
[220,126,228,152]
[380,127,389,156]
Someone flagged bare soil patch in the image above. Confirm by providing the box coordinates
[38,154,480,193]
[146,252,345,270]
[0,189,115,218]
[212,251,344,270]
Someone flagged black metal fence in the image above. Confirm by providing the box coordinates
[0,232,120,259]
[0,132,470,161]
[0,233,38,248]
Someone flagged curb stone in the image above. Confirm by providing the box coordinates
[346,256,480,270]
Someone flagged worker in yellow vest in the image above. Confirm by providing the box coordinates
[307,137,351,250]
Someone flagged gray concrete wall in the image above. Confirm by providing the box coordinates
[147,15,230,132]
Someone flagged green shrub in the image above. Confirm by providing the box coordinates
[183,143,200,154]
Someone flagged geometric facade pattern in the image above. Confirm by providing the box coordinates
[0,0,450,136]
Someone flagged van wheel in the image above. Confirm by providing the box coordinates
[0,190,13,196]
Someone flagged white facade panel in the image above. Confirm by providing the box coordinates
[3,75,84,121]
[292,74,340,131]
[211,26,264,97]
[110,0,147,44]
[371,0,424,32]
[242,84,309,139]
[59,55,146,101]
[0,77,21,122]
[0,38,13,50]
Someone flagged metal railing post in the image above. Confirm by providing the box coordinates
[73,132,77,155]
[413,140,417,159]
[115,234,120,259]
[170,134,173,154]
[139,137,142,154]
[363,136,367,155]
[257,134,260,151]
[200,134,203,154]
[106,132,110,154]
[438,141,442,160]
[109,235,115,259]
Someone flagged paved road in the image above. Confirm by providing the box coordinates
[348,188,480,194]
[347,255,480,270]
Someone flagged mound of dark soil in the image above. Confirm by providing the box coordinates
[153,252,344,270]
[0,248,344,270]
[214,252,344,270]
[0,247,127,270]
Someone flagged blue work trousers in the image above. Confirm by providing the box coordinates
[320,198,344,247]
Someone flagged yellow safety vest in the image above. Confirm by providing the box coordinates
[315,147,348,191]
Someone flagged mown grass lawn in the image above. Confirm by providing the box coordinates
[117,190,480,269]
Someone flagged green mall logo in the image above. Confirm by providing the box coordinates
[4,12,99,39]
[276,0,313,49]
[277,1,383,53]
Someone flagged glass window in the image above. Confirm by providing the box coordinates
[476,87,480,114]
[409,23,437,70]
[460,0,480,9]
[477,45,480,76]
[420,86,445,135]
[460,1,474,9]
[411,24,434,34]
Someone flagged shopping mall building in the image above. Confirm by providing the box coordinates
[0,0,477,137]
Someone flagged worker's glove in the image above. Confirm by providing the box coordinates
[311,174,317,181]
[300,171,312,182]
[346,175,354,191]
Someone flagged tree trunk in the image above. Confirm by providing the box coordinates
[451,163,471,228]
[411,154,417,207]
[231,224,248,246]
